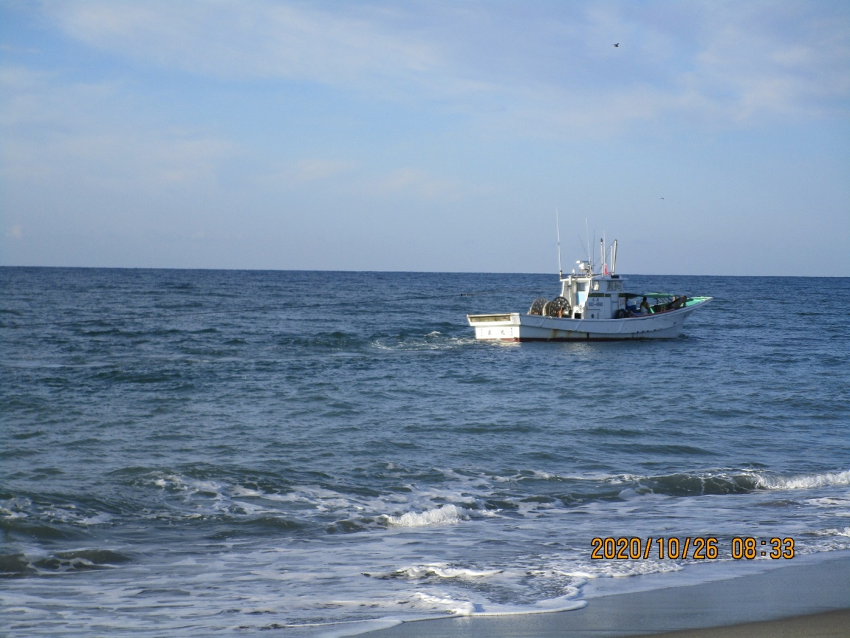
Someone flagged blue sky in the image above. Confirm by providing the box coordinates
[1,0,848,275]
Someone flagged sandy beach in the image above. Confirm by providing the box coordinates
[364,552,850,638]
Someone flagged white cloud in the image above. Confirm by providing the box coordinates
[50,1,443,85]
[4,124,236,193]
[5,2,848,181]
[39,0,849,139]
[686,7,850,122]
[0,64,237,190]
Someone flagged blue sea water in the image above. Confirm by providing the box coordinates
[1,267,849,636]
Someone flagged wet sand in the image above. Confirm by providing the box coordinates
[626,609,850,637]
[363,553,850,638]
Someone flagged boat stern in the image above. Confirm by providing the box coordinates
[466,313,521,341]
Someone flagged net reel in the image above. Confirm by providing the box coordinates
[528,297,548,315]
[543,296,570,317]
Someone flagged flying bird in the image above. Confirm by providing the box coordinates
[613,43,619,47]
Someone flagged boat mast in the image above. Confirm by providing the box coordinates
[556,208,563,278]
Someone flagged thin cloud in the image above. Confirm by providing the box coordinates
[51,1,443,85]
[291,159,355,183]
[370,167,464,201]
[0,65,237,189]
[256,159,356,190]
[43,1,850,138]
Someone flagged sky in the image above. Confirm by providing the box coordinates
[1,0,849,275]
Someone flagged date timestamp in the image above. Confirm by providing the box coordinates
[590,536,795,560]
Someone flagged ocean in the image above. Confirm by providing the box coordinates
[2,267,849,636]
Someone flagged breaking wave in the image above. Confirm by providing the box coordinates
[610,469,850,497]
[364,563,502,580]
[383,504,467,527]
[753,470,850,490]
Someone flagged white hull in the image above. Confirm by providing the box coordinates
[468,299,710,341]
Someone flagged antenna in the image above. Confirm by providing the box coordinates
[555,208,563,278]
[585,219,591,272]
[600,237,606,275]
[577,235,589,261]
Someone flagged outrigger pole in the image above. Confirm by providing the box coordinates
[611,239,618,274]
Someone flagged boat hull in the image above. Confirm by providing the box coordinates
[467,299,711,342]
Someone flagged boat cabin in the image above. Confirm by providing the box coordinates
[522,239,698,321]
[560,272,626,319]
[531,269,690,321]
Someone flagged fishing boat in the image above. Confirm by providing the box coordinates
[467,238,711,341]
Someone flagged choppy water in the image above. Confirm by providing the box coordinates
[2,267,849,636]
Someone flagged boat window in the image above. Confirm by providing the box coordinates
[592,282,600,291]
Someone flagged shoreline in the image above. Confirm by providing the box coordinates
[361,551,850,638]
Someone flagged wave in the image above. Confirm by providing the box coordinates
[597,469,850,498]
[277,594,585,636]
[131,471,479,534]
[206,516,306,539]
[364,563,502,581]
[753,470,850,490]
[371,327,476,352]
[382,504,468,527]
[0,548,132,578]
[0,494,115,536]
[4,466,846,550]
[403,591,586,617]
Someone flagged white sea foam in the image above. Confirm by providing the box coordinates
[607,473,642,485]
[815,527,850,538]
[804,496,850,507]
[368,563,503,580]
[230,486,263,497]
[371,333,477,352]
[754,470,850,490]
[384,504,467,527]
[0,504,28,519]
[150,473,226,497]
[595,469,850,495]
[79,513,113,525]
[561,559,684,582]
[471,597,587,616]
[404,591,587,617]
[143,473,494,532]
[408,592,476,615]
